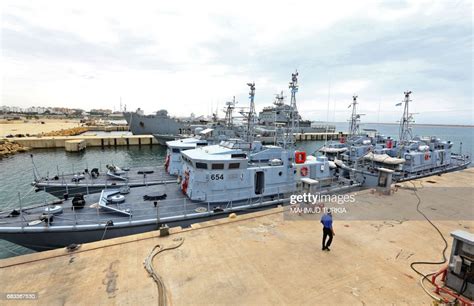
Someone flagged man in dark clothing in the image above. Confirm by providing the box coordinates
[320,211,335,251]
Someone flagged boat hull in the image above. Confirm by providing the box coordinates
[124,112,188,135]
[0,204,283,251]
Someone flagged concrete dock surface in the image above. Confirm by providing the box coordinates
[0,168,473,305]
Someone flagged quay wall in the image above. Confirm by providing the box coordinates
[4,135,158,149]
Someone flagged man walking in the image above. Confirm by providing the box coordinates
[320,211,335,251]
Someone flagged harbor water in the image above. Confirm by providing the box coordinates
[0,123,472,258]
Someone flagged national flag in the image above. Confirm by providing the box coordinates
[395,102,402,106]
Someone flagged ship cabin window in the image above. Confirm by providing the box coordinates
[196,162,208,169]
[172,148,180,153]
[231,153,247,159]
[197,143,207,146]
[211,163,224,170]
[229,163,240,169]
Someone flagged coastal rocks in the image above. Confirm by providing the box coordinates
[40,127,88,137]
[0,140,31,158]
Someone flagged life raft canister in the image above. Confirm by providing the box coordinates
[300,166,309,177]
[295,151,306,164]
[386,139,393,149]
[181,170,190,194]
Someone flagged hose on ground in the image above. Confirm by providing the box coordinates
[408,181,449,302]
[144,237,184,306]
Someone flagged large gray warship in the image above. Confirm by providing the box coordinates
[258,91,336,134]
[125,74,335,138]
[124,109,201,135]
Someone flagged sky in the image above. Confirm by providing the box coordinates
[1,0,472,125]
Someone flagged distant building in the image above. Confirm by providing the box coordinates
[89,109,112,116]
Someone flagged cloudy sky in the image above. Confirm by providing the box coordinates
[1,0,472,124]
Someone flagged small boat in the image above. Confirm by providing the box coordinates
[105,164,127,181]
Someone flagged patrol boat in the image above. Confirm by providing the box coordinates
[164,96,243,176]
[0,144,349,251]
[349,91,471,186]
[178,76,341,203]
[0,73,358,251]
[319,95,393,163]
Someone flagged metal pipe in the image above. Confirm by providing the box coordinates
[183,198,187,217]
[73,206,77,227]
[18,192,24,230]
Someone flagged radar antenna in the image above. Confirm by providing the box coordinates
[274,91,285,106]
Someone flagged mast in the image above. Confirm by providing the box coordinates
[246,82,256,142]
[283,70,299,148]
[348,95,362,137]
[398,91,414,144]
[273,91,287,147]
[289,70,299,134]
[224,96,236,128]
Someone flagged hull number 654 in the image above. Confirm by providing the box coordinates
[211,174,224,180]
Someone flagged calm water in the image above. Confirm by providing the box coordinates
[0,145,167,258]
[0,123,472,258]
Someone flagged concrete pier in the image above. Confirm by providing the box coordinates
[4,135,158,149]
[0,168,472,305]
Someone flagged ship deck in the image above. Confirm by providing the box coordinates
[34,165,176,196]
[0,181,291,230]
[0,168,472,305]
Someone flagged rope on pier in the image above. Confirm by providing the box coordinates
[144,237,184,306]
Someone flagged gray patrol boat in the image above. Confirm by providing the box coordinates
[335,91,471,185]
